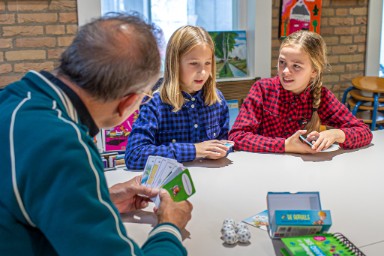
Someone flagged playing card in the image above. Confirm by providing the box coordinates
[162,168,195,202]
[153,161,176,188]
[162,165,183,185]
[224,142,234,149]
[142,156,195,207]
[145,157,164,187]
[142,156,156,185]
[150,157,169,188]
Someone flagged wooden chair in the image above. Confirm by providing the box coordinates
[341,76,384,130]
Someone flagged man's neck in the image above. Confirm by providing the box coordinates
[53,72,118,129]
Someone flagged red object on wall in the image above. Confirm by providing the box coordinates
[280,0,322,38]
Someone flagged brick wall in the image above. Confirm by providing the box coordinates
[0,0,77,88]
[271,0,369,99]
[1,0,370,101]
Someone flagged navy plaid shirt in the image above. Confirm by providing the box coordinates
[125,89,229,169]
[229,76,372,152]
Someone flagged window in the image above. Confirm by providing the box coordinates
[77,0,272,79]
[366,0,383,76]
[101,0,234,44]
[380,3,384,77]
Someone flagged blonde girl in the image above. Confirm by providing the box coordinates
[229,30,372,154]
[125,25,231,169]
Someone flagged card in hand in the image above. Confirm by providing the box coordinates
[224,142,234,149]
[142,156,156,185]
[143,156,195,207]
[162,168,195,202]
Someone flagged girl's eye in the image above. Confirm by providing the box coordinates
[205,62,211,65]
[293,64,302,70]
[279,60,285,66]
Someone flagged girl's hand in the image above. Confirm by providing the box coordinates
[308,129,345,152]
[194,140,230,159]
[285,130,317,154]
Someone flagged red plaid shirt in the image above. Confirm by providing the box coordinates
[228,76,372,152]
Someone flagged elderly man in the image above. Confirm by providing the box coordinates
[0,13,192,255]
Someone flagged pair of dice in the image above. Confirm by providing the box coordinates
[221,218,251,245]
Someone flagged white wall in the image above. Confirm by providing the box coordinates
[77,0,101,26]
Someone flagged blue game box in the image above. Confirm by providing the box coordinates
[267,192,332,238]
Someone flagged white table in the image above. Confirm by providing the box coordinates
[106,130,384,255]
[360,241,384,255]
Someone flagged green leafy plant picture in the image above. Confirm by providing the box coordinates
[209,30,247,79]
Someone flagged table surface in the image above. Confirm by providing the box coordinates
[105,130,384,255]
[360,241,384,255]
[352,76,384,93]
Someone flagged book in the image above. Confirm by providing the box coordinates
[280,233,366,256]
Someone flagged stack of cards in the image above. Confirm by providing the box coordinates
[142,156,196,207]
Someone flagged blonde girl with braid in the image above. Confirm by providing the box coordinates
[229,30,372,154]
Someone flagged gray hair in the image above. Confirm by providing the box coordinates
[58,12,162,101]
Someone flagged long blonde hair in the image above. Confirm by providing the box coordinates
[159,25,220,112]
[280,30,329,133]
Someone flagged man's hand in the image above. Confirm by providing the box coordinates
[109,175,159,213]
[155,190,193,230]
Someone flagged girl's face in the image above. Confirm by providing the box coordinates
[278,45,317,94]
[180,44,212,94]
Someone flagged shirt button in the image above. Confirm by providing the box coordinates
[191,104,195,108]
[172,139,176,143]
[288,117,292,121]
[213,132,216,137]
[191,98,195,101]
[194,124,198,128]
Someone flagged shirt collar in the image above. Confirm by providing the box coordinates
[182,89,204,104]
[277,77,312,104]
[40,71,99,137]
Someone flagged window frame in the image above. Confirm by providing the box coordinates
[366,0,383,76]
[76,0,272,80]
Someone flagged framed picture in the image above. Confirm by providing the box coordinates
[208,30,247,79]
[279,0,322,38]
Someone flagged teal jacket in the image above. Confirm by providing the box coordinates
[0,71,187,255]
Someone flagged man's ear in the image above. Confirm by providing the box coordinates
[117,93,140,117]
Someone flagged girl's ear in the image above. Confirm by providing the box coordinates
[311,69,318,79]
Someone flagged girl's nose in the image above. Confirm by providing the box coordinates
[283,66,290,74]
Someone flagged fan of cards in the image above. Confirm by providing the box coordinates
[142,156,196,207]
[221,218,251,245]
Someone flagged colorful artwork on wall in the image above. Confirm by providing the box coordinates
[102,110,139,152]
[208,30,247,79]
[279,0,322,38]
